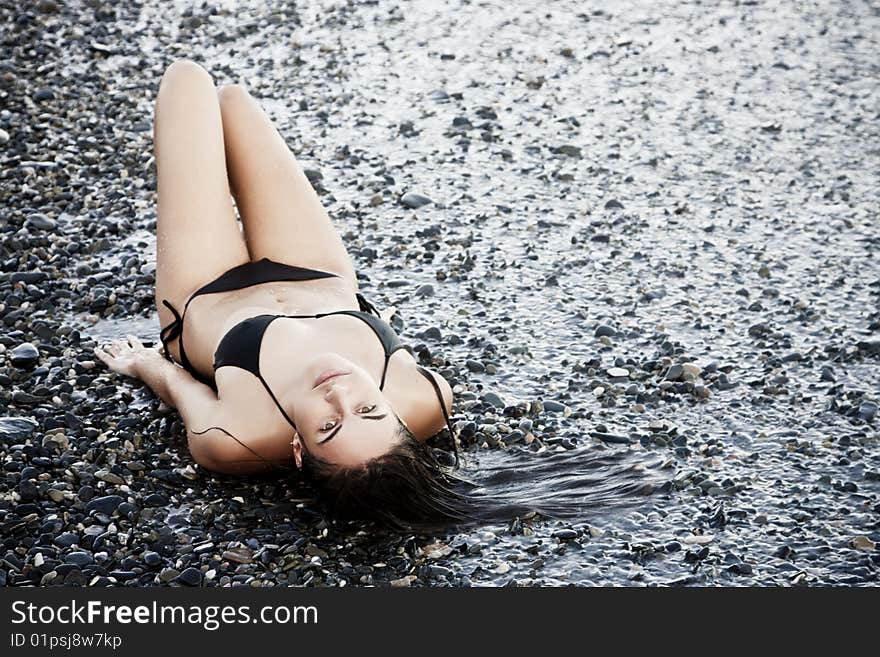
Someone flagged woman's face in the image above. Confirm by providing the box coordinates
[290,352,403,468]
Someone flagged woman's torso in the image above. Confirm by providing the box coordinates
[175,277,419,442]
[180,275,359,375]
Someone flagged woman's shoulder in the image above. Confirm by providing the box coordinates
[384,351,453,441]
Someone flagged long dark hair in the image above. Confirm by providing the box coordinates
[299,414,666,533]
[300,416,477,531]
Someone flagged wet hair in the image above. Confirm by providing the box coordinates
[299,414,482,531]
[298,414,668,533]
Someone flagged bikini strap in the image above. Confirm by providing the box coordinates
[160,297,203,377]
[415,365,459,467]
[356,291,381,317]
[159,299,183,363]
[256,373,299,434]
[379,344,410,391]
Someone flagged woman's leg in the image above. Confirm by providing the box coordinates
[215,83,358,291]
[153,60,250,361]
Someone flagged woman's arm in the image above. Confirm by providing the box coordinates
[137,356,281,474]
[94,336,278,474]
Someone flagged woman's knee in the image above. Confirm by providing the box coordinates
[217,83,249,109]
[160,59,214,88]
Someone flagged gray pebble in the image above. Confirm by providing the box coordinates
[10,343,40,368]
[858,401,877,422]
[85,495,124,516]
[0,416,38,444]
[665,364,684,381]
[400,192,433,209]
[466,359,485,373]
[483,392,505,408]
[177,566,202,586]
[25,213,56,230]
[64,551,94,567]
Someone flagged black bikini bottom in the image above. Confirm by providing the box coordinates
[158,257,380,384]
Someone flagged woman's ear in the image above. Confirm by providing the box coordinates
[291,433,303,470]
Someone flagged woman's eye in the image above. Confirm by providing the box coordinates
[320,405,377,432]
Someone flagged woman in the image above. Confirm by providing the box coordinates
[93,59,469,529]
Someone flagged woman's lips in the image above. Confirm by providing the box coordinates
[313,369,347,389]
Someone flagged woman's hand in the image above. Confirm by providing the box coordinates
[93,334,163,380]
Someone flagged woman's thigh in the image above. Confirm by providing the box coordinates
[152,60,250,346]
[216,84,358,291]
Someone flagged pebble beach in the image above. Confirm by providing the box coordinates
[1,0,878,586]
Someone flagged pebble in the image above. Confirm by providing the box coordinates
[64,552,94,567]
[0,417,39,443]
[482,392,505,408]
[851,536,875,551]
[142,552,162,567]
[400,192,433,209]
[24,213,56,230]
[683,535,714,545]
[85,495,124,516]
[222,549,254,564]
[589,431,632,445]
[552,529,579,540]
[466,359,486,373]
[858,402,877,422]
[176,567,203,586]
[664,364,684,381]
[10,343,40,368]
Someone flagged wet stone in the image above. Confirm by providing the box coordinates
[64,552,94,567]
[665,364,684,381]
[176,567,203,586]
[53,532,80,548]
[143,493,168,507]
[142,552,162,567]
[85,495,124,516]
[25,213,56,230]
[400,192,433,209]
[0,417,38,444]
[858,402,877,422]
[10,343,40,368]
[222,549,254,564]
[483,392,505,408]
